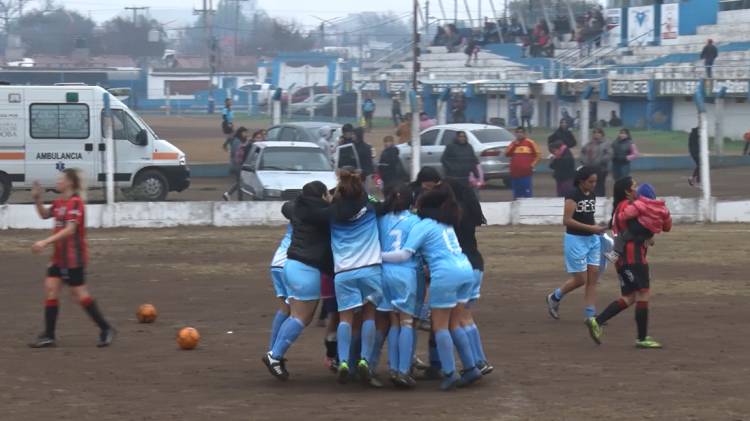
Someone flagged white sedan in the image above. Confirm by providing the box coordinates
[240,141,338,200]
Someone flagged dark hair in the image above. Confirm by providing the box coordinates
[574,165,598,188]
[416,182,461,226]
[383,183,413,213]
[515,126,526,133]
[455,131,467,140]
[62,168,84,194]
[415,166,441,184]
[354,127,365,143]
[251,129,264,140]
[619,128,631,138]
[234,126,248,139]
[302,180,328,198]
[342,123,354,133]
[334,167,365,201]
[610,176,634,228]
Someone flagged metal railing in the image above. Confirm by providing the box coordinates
[568,61,750,79]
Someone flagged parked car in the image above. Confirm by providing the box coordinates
[396,124,514,185]
[239,141,338,200]
[265,122,342,157]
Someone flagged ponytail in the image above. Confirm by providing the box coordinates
[610,176,633,228]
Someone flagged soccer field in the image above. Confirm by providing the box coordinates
[2,225,749,420]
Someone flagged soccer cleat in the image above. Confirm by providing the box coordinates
[368,373,384,389]
[417,366,444,381]
[97,328,116,348]
[262,352,289,381]
[222,192,230,201]
[337,361,350,384]
[459,367,482,387]
[476,360,494,376]
[28,335,56,348]
[392,372,417,389]
[546,293,560,320]
[585,318,603,345]
[439,371,462,391]
[636,336,663,349]
[604,250,620,263]
[412,356,430,371]
[324,356,338,373]
[356,359,371,384]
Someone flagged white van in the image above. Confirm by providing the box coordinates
[0,85,189,203]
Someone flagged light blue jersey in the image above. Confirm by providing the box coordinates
[377,211,420,269]
[403,218,473,282]
[270,224,292,269]
[330,205,382,274]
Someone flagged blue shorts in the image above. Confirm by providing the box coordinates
[270,267,287,298]
[470,270,484,300]
[511,176,533,199]
[379,263,418,316]
[334,265,383,312]
[283,259,321,301]
[429,267,474,309]
[564,233,601,274]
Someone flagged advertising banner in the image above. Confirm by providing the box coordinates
[628,5,655,46]
[606,8,622,46]
[660,3,679,45]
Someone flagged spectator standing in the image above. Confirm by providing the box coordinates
[549,141,577,197]
[362,96,376,131]
[452,95,466,123]
[611,128,639,181]
[520,96,534,132]
[441,131,479,183]
[377,136,408,196]
[547,119,577,150]
[700,39,718,79]
[505,127,542,199]
[464,38,480,67]
[688,127,701,187]
[353,127,375,181]
[419,112,437,130]
[391,96,403,127]
[609,110,622,127]
[221,98,234,136]
[580,128,612,196]
[317,126,334,160]
[222,126,249,201]
[396,113,412,144]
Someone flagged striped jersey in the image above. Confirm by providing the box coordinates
[51,194,87,268]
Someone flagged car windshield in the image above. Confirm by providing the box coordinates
[259,147,333,171]
[471,128,514,143]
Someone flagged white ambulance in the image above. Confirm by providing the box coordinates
[0,84,189,203]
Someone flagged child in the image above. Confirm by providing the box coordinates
[605,183,672,263]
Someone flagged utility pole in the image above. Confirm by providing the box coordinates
[411,0,422,181]
[124,6,149,25]
[228,0,248,56]
[194,0,216,113]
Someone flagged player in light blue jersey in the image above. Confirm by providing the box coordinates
[377,184,421,388]
[268,224,292,353]
[329,168,384,386]
[382,184,482,390]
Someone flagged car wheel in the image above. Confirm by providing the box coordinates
[133,169,168,201]
[0,172,11,204]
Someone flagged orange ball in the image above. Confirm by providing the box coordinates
[136,304,157,323]
[177,327,200,350]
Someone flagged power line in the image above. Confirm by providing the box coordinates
[123,6,148,23]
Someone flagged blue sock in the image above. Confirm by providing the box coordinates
[270,317,304,359]
[350,332,361,366]
[371,330,386,371]
[553,288,564,301]
[435,329,456,375]
[464,324,487,363]
[451,328,476,370]
[398,325,415,374]
[336,322,351,366]
[387,326,400,371]
[361,319,376,363]
[585,305,596,318]
[428,333,441,369]
[268,310,289,352]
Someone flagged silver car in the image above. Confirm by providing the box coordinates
[265,122,342,153]
[240,141,338,200]
[397,124,514,185]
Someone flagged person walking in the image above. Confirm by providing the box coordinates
[391,96,403,127]
[611,128,639,181]
[505,127,542,199]
[580,127,612,196]
[362,96,376,131]
[441,131,479,183]
[688,127,701,187]
[547,119,577,150]
[520,96,534,132]
[700,39,718,79]
[221,98,234,136]
[222,127,249,201]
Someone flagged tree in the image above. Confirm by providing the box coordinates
[12,7,95,55]
[96,16,166,58]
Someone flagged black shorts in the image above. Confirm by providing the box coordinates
[617,264,650,296]
[47,266,85,287]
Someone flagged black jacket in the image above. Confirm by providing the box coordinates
[547,128,577,149]
[688,128,700,160]
[441,141,479,179]
[550,148,576,182]
[338,139,375,177]
[378,145,408,187]
[283,196,333,274]
[701,44,718,63]
[442,179,486,271]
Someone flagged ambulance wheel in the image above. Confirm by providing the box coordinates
[0,173,10,204]
[133,169,168,201]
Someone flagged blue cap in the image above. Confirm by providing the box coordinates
[637,183,656,199]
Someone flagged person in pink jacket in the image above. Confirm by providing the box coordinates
[605,183,672,262]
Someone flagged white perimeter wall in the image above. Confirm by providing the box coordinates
[673,99,750,138]
[2,197,748,230]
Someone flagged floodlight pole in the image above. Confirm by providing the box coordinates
[411,0,422,181]
[695,80,713,221]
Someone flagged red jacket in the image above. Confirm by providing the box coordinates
[620,197,672,234]
[505,138,541,178]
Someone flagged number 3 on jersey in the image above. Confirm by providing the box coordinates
[389,229,403,251]
[442,228,462,254]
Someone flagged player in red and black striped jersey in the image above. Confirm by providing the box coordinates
[585,176,670,349]
[29,169,115,348]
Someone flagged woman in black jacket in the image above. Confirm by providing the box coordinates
[441,131,479,182]
[263,181,333,381]
[547,119,577,150]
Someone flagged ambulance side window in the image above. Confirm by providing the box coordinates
[103,110,142,145]
[30,104,90,139]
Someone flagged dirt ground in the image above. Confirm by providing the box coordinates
[2,224,749,420]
